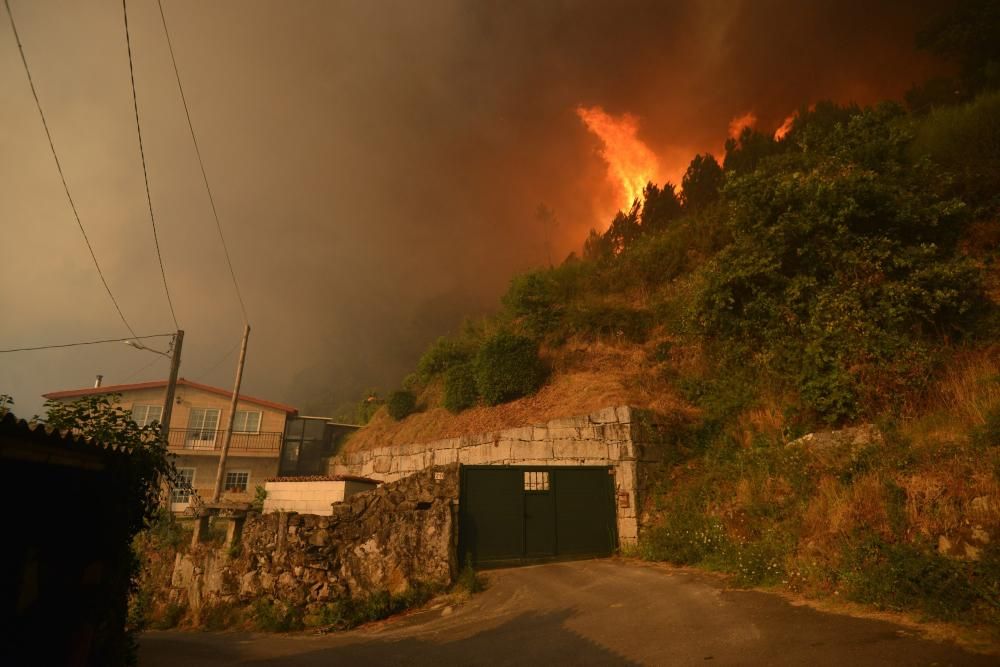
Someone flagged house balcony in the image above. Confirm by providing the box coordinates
[166,428,282,457]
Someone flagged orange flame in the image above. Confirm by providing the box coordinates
[576,105,659,211]
[728,111,757,139]
[774,113,795,140]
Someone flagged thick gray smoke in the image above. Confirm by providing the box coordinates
[0,0,943,417]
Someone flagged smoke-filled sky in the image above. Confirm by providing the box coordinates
[0,0,945,417]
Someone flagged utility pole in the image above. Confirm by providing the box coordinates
[211,324,250,503]
[160,329,184,439]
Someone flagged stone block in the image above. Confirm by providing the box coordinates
[373,456,392,474]
[549,426,582,441]
[553,440,608,460]
[510,440,553,461]
[589,406,620,424]
[505,426,534,442]
[615,406,632,423]
[432,447,458,466]
[547,415,588,430]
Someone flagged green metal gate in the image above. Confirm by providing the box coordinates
[459,465,617,567]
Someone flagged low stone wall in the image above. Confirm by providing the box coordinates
[263,477,379,516]
[169,464,459,619]
[333,406,677,543]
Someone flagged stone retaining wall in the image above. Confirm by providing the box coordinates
[168,464,459,620]
[332,406,675,544]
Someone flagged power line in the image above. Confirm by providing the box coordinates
[123,352,168,382]
[122,0,179,330]
[0,333,174,354]
[191,340,240,379]
[3,0,140,340]
[157,0,249,324]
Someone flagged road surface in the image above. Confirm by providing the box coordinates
[140,558,995,666]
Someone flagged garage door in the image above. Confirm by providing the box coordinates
[459,466,617,567]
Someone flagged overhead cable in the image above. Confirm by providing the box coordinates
[122,0,180,329]
[157,0,249,323]
[3,0,140,339]
[0,333,174,354]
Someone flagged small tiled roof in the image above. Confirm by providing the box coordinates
[42,378,298,415]
[264,474,380,484]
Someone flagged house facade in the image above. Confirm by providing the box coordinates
[42,378,299,511]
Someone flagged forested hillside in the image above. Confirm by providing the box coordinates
[346,2,1000,638]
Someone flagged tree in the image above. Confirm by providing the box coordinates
[42,394,176,663]
[640,181,683,232]
[700,106,982,422]
[680,154,723,211]
[604,202,641,255]
[917,0,1000,96]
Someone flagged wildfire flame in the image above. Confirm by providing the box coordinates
[576,105,659,211]
[774,113,795,140]
[728,111,757,139]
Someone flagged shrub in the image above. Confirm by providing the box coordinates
[841,534,980,620]
[417,336,476,382]
[251,598,303,632]
[386,390,417,420]
[474,331,546,406]
[455,557,485,594]
[443,363,478,413]
[502,271,563,337]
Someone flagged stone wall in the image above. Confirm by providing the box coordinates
[332,406,676,544]
[169,464,459,619]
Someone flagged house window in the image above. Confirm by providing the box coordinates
[524,471,550,491]
[224,470,250,493]
[233,410,262,433]
[171,468,195,504]
[186,407,221,448]
[132,404,163,427]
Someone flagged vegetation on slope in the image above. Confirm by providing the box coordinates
[344,4,1000,635]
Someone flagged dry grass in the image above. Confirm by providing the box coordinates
[345,337,697,451]
[932,346,1000,424]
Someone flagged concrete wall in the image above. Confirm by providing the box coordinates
[262,479,378,515]
[332,406,673,545]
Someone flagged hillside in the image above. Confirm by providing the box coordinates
[341,84,1000,633]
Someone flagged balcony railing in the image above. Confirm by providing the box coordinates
[165,428,282,453]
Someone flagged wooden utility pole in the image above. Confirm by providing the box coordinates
[211,324,250,503]
[160,329,184,438]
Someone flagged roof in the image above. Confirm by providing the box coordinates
[0,412,133,469]
[42,378,299,415]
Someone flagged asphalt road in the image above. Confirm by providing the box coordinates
[140,559,996,666]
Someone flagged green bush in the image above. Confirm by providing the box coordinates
[842,534,981,620]
[443,363,478,413]
[386,390,417,420]
[455,558,486,594]
[474,331,546,406]
[502,271,563,337]
[307,586,435,630]
[251,598,303,632]
[417,336,476,382]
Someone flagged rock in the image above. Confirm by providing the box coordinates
[786,424,881,450]
[938,535,952,554]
